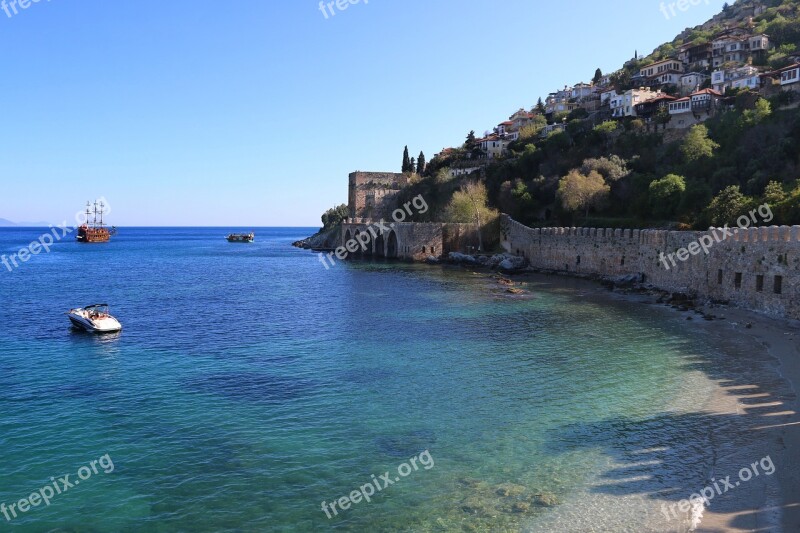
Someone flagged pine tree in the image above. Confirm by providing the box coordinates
[466,130,476,146]
[417,151,426,175]
[402,146,411,173]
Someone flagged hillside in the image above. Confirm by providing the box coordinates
[383,0,800,232]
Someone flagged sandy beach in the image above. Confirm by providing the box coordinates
[507,270,800,532]
[688,303,800,533]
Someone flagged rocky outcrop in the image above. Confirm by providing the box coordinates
[447,252,529,273]
[292,226,340,251]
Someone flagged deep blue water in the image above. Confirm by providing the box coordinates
[0,227,786,532]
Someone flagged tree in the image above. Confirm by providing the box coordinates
[763,181,787,205]
[444,181,497,252]
[654,105,672,127]
[742,98,772,126]
[557,170,610,219]
[649,174,686,218]
[417,151,426,175]
[706,185,750,226]
[593,68,603,85]
[580,155,629,182]
[409,157,416,174]
[536,98,546,114]
[465,130,482,158]
[518,115,547,141]
[680,124,719,163]
[402,146,412,173]
[321,204,349,229]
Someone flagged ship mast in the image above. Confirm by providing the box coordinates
[98,200,105,226]
[85,202,92,226]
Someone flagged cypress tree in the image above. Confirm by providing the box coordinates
[417,151,426,175]
[402,146,411,173]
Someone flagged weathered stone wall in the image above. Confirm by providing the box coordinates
[501,215,800,319]
[341,221,480,261]
[348,172,409,220]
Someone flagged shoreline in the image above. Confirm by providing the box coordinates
[509,268,800,532]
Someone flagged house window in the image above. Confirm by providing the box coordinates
[734,273,742,289]
[717,269,723,285]
[756,275,764,292]
[774,275,783,295]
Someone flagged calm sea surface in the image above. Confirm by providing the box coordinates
[0,227,783,532]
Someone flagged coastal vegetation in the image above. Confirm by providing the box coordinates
[381,0,800,232]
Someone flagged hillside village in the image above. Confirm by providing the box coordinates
[431,0,799,169]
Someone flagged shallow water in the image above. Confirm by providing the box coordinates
[0,228,786,532]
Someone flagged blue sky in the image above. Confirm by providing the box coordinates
[0,0,725,226]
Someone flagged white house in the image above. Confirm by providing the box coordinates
[779,63,800,91]
[680,72,709,94]
[571,82,594,100]
[667,89,722,129]
[478,135,510,159]
[612,88,662,118]
[712,65,761,93]
[639,58,684,78]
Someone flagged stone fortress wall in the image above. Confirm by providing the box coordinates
[348,172,409,221]
[501,215,800,320]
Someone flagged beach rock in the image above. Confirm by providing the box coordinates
[611,273,645,287]
[498,256,528,272]
[448,252,479,265]
[506,288,525,295]
[496,277,514,285]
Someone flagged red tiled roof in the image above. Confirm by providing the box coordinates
[691,88,722,97]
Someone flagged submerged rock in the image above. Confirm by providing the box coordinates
[532,492,559,507]
[495,482,526,497]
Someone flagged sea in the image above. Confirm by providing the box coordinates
[0,227,787,532]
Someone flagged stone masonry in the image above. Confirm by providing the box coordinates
[501,215,800,319]
[348,172,409,220]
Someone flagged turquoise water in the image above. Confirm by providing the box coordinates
[0,227,778,532]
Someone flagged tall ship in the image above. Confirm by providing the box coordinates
[76,200,116,243]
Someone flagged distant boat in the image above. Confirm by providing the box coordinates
[67,304,122,333]
[226,232,254,243]
[77,201,116,243]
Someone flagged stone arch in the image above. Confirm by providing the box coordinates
[353,230,364,258]
[374,232,386,258]
[387,230,398,259]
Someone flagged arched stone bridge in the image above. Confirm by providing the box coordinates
[341,219,480,261]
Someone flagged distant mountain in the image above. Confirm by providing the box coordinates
[0,218,51,227]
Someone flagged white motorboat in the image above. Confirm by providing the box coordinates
[67,304,122,333]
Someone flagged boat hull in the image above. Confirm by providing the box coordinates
[226,233,254,243]
[77,225,115,243]
[68,313,122,333]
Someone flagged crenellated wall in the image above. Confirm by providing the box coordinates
[501,215,800,319]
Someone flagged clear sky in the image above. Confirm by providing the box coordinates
[0,0,725,226]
